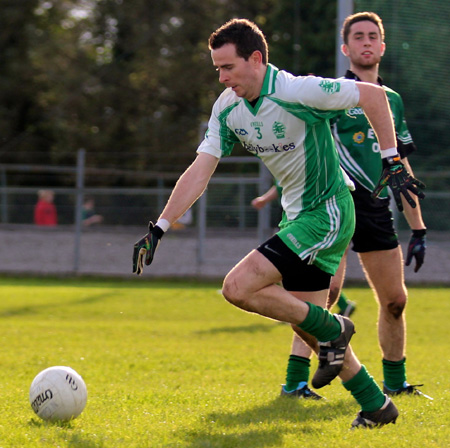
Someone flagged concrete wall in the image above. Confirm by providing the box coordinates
[0,225,448,285]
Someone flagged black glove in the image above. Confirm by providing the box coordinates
[405,229,426,273]
[132,222,164,275]
[371,154,425,212]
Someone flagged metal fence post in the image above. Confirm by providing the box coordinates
[1,168,7,223]
[336,0,353,77]
[239,182,246,229]
[73,149,85,272]
[197,191,207,265]
[157,177,165,212]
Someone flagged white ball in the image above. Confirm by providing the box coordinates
[29,366,87,422]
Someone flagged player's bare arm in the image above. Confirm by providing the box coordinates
[399,157,427,272]
[132,152,219,275]
[356,82,396,151]
[400,157,426,230]
[251,185,279,210]
[159,152,219,225]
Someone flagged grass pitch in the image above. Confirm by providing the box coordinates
[0,277,448,447]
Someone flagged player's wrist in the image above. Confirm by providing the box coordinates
[155,218,170,233]
[381,148,401,167]
[411,229,426,237]
[380,147,399,159]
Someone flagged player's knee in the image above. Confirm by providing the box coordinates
[385,294,407,319]
[221,277,249,310]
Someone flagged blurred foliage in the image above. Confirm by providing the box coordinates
[0,0,448,189]
[0,0,338,186]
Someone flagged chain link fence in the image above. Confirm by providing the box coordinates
[0,153,449,283]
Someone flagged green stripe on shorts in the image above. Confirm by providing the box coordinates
[277,188,355,275]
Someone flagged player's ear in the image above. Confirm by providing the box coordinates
[250,50,263,66]
[381,42,386,56]
[341,43,349,57]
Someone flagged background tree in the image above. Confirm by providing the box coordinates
[0,0,448,190]
[0,0,43,165]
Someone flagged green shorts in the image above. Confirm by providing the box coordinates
[277,188,355,275]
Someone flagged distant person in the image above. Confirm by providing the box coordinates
[82,197,103,227]
[34,190,57,226]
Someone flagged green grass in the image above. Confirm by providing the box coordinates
[0,277,448,447]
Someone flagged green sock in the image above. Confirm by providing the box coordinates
[343,365,386,412]
[285,355,310,391]
[383,358,406,391]
[297,302,341,342]
[337,291,350,310]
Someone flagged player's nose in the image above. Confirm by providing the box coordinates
[218,70,228,84]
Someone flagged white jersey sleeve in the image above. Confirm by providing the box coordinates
[280,74,360,111]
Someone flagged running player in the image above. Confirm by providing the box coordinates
[133,18,424,427]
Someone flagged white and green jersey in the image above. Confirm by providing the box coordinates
[198,64,360,220]
[332,71,416,199]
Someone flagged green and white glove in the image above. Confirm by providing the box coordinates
[371,153,425,212]
[132,222,164,275]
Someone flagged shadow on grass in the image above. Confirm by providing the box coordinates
[0,291,119,318]
[181,396,353,447]
[28,418,73,428]
[195,321,285,335]
[29,418,105,447]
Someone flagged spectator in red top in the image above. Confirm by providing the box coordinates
[34,190,57,226]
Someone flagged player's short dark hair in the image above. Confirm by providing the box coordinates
[341,12,385,44]
[208,18,268,64]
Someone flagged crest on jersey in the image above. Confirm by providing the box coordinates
[353,131,365,144]
[319,80,341,94]
[272,121,286,139]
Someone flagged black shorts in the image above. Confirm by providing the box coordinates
[351,187,399,253]
[257,235,331,292]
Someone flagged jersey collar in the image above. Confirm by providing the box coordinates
[244,64,278,114]
[260,63,279,96]
[344,69,383,86]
